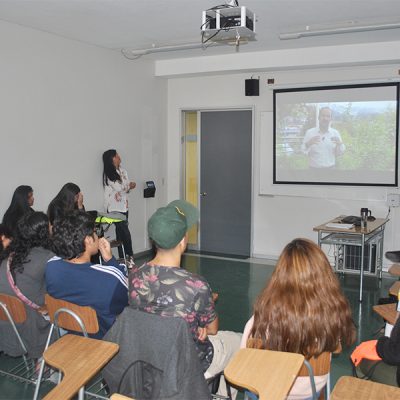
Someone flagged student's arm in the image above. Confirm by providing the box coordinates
[107,178,130,194]
[196,279,218,340]
[98,238,128,275]
[206,316,219,335]
[240,316,254,348]
[376,316,400,364]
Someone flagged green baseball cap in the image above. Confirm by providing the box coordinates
[148,200,199,249]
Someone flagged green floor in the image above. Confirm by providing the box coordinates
[0,253,396,399]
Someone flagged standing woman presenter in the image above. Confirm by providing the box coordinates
[102,149,136,260]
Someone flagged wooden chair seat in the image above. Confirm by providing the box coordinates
[43,334,119,400]
[388,264,400,277]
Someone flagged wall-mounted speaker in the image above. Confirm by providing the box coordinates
[245,78,259,96]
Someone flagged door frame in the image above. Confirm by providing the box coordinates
[181,106,255,257]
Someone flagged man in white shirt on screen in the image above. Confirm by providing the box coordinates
[301,107,345,168]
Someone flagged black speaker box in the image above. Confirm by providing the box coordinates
[245,79,259,96]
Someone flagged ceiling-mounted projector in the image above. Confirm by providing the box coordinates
[201,6,256,42]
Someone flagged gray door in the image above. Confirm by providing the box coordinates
[200,110,252,257]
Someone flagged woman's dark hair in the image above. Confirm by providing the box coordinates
[51,210,95,259]
[103,149,121,186]
[0,212,50,276]
[47,183,81,225]
[2,185,33,233]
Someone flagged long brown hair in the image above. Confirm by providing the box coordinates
[249,238,355,358]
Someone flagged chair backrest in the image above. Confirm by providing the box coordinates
[0,293,27,324]
[45,294,99,335]
[298,352,331,376]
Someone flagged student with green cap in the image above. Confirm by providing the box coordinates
[129,199,241,397]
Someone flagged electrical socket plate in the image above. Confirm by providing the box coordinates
[387,193,400,207]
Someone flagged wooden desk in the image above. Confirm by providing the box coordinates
[331,376,400,399]
[314,216,388,302]
[389,281,400,297]
[224,348,304,400]
[110,395,134,400]
[389,264,400,277]
[373,303,399,326]
[43,335,119,400]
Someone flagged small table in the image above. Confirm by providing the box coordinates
[224,348,304,400]
[314,216,388,302]
[331,376,400,399]
[373,303,398,325]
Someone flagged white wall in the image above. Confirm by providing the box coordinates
[165,59,400,267]
[0,20,167,253]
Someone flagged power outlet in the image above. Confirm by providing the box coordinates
[387,193,400,207]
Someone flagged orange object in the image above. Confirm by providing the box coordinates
[350,340,382,367]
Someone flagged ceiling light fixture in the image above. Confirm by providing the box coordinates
[280,19,400,40]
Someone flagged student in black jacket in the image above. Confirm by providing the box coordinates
[359,316,400,387]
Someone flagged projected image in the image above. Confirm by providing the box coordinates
[274,83,399,186]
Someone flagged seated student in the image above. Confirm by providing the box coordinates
[129,200,241,395]
[47,182,84,227]
[241,238,356,400]
[0,224,12,255]
[0,212,54,358]
[46,210,128,338]
[356,315,400,387]
[2,185,34,235]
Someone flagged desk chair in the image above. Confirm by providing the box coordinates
[0,293,43,384]
[33,294,109,400]
[42,334,119,400]
[299,352,332,400]
[225,348,331,400]
[224,348,305,400]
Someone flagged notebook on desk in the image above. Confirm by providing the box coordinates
[325,222,354,229]
[340,215,361,226]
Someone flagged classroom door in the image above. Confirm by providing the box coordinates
[200,110,252,257]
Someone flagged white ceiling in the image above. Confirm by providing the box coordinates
[0,0,400,59]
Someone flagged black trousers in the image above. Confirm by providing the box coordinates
[115,212,133,257]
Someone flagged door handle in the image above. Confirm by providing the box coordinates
[200,192,207,196]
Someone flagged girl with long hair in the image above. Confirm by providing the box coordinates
[2,185,34,234]
[0,212,54,358]
[47,182,84,226]
[102,149,136,258]
[241,238,355,399]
